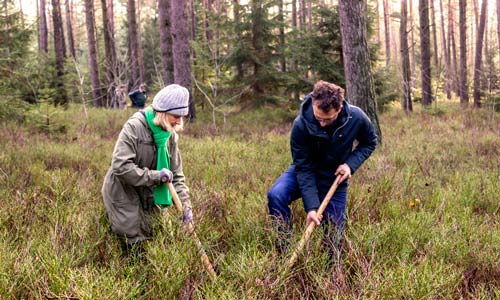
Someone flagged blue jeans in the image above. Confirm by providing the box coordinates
[267,166,347,254]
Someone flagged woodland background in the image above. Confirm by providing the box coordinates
[1,0,500,299]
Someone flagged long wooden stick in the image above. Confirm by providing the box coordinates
[287,175,342,269]
[167,182,217,280]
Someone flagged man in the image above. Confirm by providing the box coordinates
[128,83,148,109]
[267,80,377,260]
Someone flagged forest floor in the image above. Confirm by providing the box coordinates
[1,101,499,299]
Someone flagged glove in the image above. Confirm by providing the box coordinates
[159,168,173,183]
[183,207,193,224]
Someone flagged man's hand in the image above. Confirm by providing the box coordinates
[306,210,321,227]
[335,163,351,183]
[160,168,173,183]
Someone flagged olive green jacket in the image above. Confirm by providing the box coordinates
[102,111,190,244]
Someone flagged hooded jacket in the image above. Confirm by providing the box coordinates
[102,111,190,244]
[291,94,377,213]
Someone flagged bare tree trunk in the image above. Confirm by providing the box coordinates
[232,0,243,80]
[51,0,67,105]
[37,0,40,51]
[497,0,500,53]
[137,0,145,83]
[300,0,306,30]
[307,0,312,32]
[39,0,48,53]
[449,0,459,96]
[291,0,297,74]
[279,0,286,72]
[65,0,75,58]
[338,0,382,143]
[401,0,412,112]
[430,0,439,66]
[458,0,468,105]
[409,0,416,74]
[251,0,265,94]
[472,0,487,108]
[102,0,117,106]
[158,0,174,84]
[18,0,24,26]
[108,0,114,34]
[203,0,212,42]
[375,0,381,45]
[233,0,244,79]
[439,0,451,99]
[84,0,103,107]
[419,0,432,106]
[128,0,141,87]
[383,0,391,66]
[172,0,195,119]
[190,0,196,63]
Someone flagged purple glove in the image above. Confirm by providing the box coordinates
[159,168,173,183]
[183,207,193,224]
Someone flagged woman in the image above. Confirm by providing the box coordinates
[102,84,192,252]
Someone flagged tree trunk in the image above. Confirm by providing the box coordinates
[51,0,67,105]
[439,0,451,99]
[190,0,196,62]
[409,0,416,73]
[375,0,381,45]
[497,0,500,53]
[172,0,195,120]
[127,0,141,87]
[137,0,145,84]
[458,0,468,105]
[430,0,439,66]
[401,0,412,112]
[84,0,102,107]
[472,0,487,108]
[65,0,75,58]
[101,0,117,106]
[449,0,459,96]
[307,0,312,32]
[290,0,297,75]
[382,0,391,66]
[19,0,24,25]
[203,0,212,42]
[158,0,174,84]
[338,0,382,143]
[419,0,432,106]
[39,0,48,53]
[251,0,264,94]
[232,0,244,79]
[278,0,286,72]
[300,0,306,30]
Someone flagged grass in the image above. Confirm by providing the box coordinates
[0,101,499,299]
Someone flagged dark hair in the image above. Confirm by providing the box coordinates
[311,80,345,112]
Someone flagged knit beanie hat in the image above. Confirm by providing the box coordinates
[152,84,190,116]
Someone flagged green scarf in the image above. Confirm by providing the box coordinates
[145,106,172,208]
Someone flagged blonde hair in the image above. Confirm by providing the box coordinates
[153,111,184,132]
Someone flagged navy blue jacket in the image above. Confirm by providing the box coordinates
[291,94,377,212]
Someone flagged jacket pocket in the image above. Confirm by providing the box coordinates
[137,140,156,169]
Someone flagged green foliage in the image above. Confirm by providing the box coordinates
[1,103,499,299]
[373,66,401,111]
[294,6,344,86]
[0,7,34,101]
